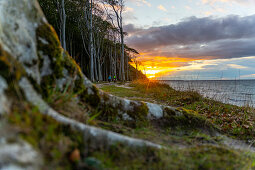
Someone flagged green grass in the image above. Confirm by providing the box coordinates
[101,85,145,98]
[8,101,255,170]
[91,143,255,170]
[6,80,255,169]
[99,80,255,141]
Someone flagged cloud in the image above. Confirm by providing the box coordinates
[227,64,248,69]
[158,5,167,12]
[122,7,137,24]
[241,74,255,78]
[130,0,151,7]
[185,6,192,10]
[124,7,134,13]
[201,0,255,5]
[125,14,255,60]
[123,24,143,35]
[162,56,255,80]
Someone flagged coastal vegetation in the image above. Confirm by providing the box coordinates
[7,79,255,169]
[101,80,255,141]
[0,0,254,169]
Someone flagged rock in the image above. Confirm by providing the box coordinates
[0,0,45,84]
[0,138,42,170]
[0,76,9,115]
[0,122,42,170]
[0,0,178,161]
[0,0,180,151]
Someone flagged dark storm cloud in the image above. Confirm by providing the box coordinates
[125,15,255,59]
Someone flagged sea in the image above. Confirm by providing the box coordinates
[163,80,255,108]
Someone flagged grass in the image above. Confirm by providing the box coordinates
[101,85,145,98]
[91,143,255,170]
[97,119,222,147]
[99,80,255,141]
[7,99,255,169]
[6,79,255,169]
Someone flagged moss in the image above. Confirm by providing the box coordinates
[164,107,178,116]
[62,51,83,77]
[157,107,218,134]
[99,104,119,122]
[0,45,25,95]
[36,23,64,98]
[102,93,110,102]
[89,143,255,170]
[36,23,63,77]
[127,101,149,121]
[36,22,89,101]
[80,85,101,108]
[8,100,255,170]
[8,101,85,169]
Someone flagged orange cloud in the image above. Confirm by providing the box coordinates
[158,5,167,12]
[131,55,201,79]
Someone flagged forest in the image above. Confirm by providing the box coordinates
[38,0,146,82]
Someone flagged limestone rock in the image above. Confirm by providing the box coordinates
[0,137,42,170]
[0,0,45,83]
[0,76,9,115]
[0,122,42,170]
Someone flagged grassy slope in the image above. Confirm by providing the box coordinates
[6,80,255,169]
[93,80,255,169]
[101,80,255,141]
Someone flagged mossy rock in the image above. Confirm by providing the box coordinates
[8,101,85,169]
[160,107,218,134]
[36,22,88,100]
[0,45,26,94]
[127,101,149,121]
[36,23,64,97]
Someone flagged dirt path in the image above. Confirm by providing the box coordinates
[96,82,132,89]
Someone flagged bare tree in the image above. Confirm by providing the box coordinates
[89,0,95,81]
[105,0,125,81]
[58,0,66,50]
[82,0,95,81]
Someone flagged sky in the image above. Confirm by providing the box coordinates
[123,0,255,79]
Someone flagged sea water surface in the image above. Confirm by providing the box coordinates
[163,80,255,107]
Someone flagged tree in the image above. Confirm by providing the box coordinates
[58,0,67,50]
[38,0,143,82]
[106,0,125,81]
[89,0,95,81]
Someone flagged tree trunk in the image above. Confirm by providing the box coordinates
[120,24,125,81]
[60,0,66,50]
[89,0,94,82]
[114,38,117,79]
